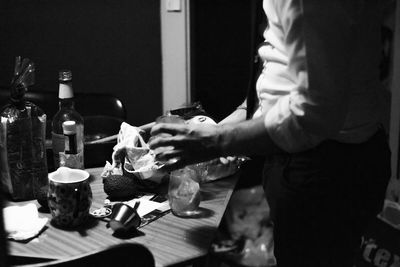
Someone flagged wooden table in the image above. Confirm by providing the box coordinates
[7,167,239,267]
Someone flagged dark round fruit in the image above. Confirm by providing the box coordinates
[35,185,49,211]
[103,175,138,200]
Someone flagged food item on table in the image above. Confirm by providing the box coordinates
[103,174,137,199]
[0,57,48,201]
[34,185,49,211]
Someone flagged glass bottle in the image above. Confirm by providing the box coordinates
[51,70,84,169]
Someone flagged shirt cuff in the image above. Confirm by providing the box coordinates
[264,96,323,153]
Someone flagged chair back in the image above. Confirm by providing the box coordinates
[0,179,9,267]
[0,89,126,131]
[11,243,154,267]
[0,88,127,169]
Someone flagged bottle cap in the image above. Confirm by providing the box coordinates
[59,70,72,82]
[58,70,74,99]
[62,121,77,135]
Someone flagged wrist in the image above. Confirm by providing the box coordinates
[216,124,233,157]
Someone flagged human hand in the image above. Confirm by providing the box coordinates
[149,122,222,170]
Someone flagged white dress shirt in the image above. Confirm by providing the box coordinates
[254,0,386,152]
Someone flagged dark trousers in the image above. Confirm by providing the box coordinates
[263,128,391,267]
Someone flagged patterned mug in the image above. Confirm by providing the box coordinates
[48,167,92,228]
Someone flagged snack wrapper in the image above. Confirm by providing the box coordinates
[0,57,48,201]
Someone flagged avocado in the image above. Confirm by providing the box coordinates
[103,174,138,200]
[34,185,49,212]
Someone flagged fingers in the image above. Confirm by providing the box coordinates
[148,134,188,150]
[150,123,188,136]
[160,158,186,172]
[154,149,183,163]
[139,121,155,132]
[154,149,188,171]
[219,156,237,164]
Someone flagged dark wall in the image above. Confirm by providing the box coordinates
[0,0,162,126]
[191,0,255,122]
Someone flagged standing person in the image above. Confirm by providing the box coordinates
[149,0,391,266]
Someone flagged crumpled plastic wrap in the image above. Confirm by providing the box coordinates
[186,156,247,183]
[102,122,167,185]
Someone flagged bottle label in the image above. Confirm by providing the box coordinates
[64,134,77,154]
[52,124,84,169]
[52,132,65,169]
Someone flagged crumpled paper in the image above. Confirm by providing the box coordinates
[3,203,48,241]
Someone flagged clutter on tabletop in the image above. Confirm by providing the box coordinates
[0,56,48,201]
[3,203,48,241]
[108,202,141,233]
[101,117,246,196]
[101,122,167,195]
[124,197,168,217]
[90,195,170,231]
[116,122,167,184]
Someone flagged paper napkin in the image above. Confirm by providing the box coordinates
[3,203,48,241]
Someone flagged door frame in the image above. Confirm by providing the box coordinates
[160,0,191,114]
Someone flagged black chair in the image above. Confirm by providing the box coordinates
[0,88,126,169]
[0,184,9,267]
[8,243,155,267]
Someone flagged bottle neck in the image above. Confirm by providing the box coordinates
[58,81,75,109]
[59,98,75,109]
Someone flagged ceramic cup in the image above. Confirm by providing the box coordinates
[47,167,92,228]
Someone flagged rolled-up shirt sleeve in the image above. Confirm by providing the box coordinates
[263,0,361,152]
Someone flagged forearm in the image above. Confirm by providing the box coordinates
[218,108,247,125]
[218,99,247,125]
[217,115,283,157]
